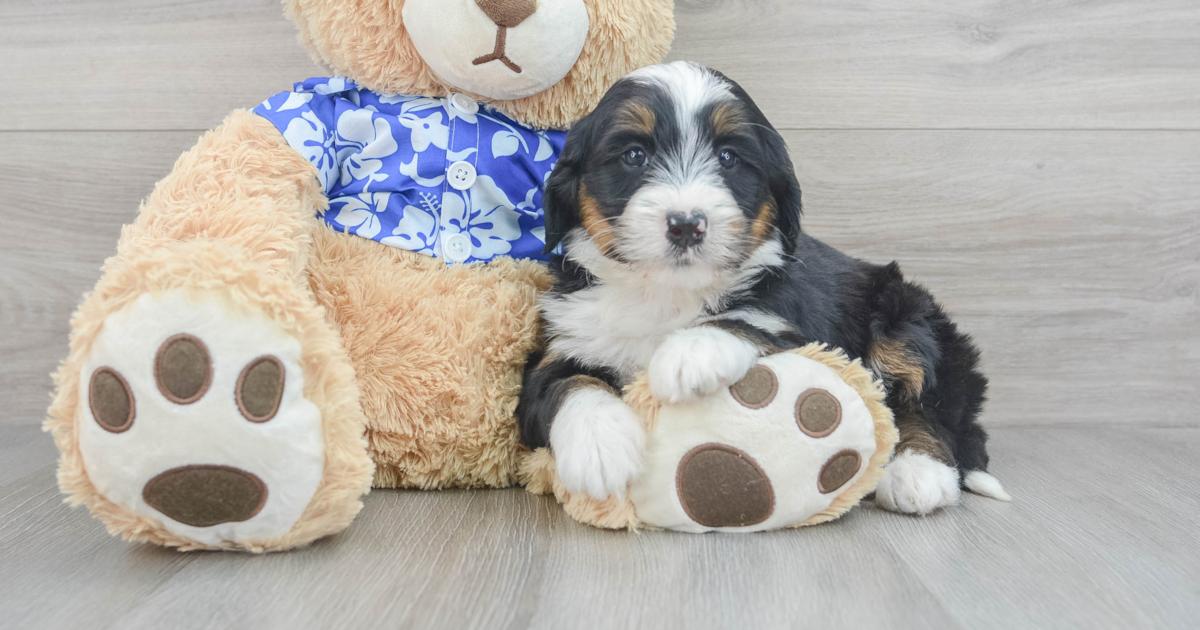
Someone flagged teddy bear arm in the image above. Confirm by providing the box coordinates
[46,108,375,552]
[114,109,328,288]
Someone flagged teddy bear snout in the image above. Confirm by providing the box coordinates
[475,0,537,29]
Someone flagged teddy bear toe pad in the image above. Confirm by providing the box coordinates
[78,292,323,546]
[629,352,878,533]
[676,444,775,527]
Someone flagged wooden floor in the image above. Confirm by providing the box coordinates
[1,1,1198,628]
[2,423,1198,629]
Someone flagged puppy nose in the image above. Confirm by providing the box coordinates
[475,0,538,28]
[666,211,708,249]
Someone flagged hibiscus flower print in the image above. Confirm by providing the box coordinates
[440,175,523,261]
[281,109,337,191]
[398,111,449,153]
[331,192,392,240]
[254,79,568,264]
[335,110,399,190]
[380,192,439,255]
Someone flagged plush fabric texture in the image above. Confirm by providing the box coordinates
[78,291,327,546]
[308,226,552,488]
[46,111,374,552]
[520,344,899,532]
[284,0,675,129]
[254,77,566,263]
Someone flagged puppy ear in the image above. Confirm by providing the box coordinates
[543,162,581,254]
[543,112,601,254]
[725,76,803,251]
[758,126,803,252]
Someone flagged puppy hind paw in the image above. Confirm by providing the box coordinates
[648,327,759,403]
[550,389,646,500]
[875,451,961,515]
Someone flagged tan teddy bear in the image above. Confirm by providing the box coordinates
[46,0,675,552]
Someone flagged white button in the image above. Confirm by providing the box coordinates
[450,93,480,115]
[447,161,477,191]
[442,233,472,263]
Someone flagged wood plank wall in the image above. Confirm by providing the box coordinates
[2,0,1197,427]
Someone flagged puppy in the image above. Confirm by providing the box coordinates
[516,61,1009,514]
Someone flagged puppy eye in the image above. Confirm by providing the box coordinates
[719,149,740,169]
[622,147,648,168]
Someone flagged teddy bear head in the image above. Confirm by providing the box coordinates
[284,0,676,129]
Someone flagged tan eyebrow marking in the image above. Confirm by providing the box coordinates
[617,102,656,135]
[711,102,743,136]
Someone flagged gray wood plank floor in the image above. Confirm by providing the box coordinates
[2,423,1197,630]
[1,0,1198,628]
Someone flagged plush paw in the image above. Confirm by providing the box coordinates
[628,351,884,532]
[550,389,646,500]
[78,291,325,546]
[874,451,961,515]
[648,327,759,403]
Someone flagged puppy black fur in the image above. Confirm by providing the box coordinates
[516,62,992,495]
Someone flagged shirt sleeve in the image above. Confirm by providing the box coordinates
[253,89,341,195]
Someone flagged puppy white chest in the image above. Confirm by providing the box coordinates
[543,282,707,379]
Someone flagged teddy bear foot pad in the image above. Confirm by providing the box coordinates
[629,351,884,532]
[522,345,897,533]
[78,291,325,546]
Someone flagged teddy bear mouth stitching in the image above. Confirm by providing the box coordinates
[471,0,538,74]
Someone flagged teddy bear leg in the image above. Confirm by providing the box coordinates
[306,233,552,490]
[46,111,373,551]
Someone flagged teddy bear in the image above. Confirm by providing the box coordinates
[45,0,677,552]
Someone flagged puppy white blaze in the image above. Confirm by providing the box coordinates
[628,61,734,127]
[623,62,744,278]
[621,180,742,277]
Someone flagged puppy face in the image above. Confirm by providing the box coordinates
[545,61,801,287]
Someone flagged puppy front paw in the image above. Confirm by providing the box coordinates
[875,451,961,515]
[649,327,759,403]
[550,389,646,500]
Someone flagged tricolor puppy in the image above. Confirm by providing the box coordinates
[516,61,1009,515]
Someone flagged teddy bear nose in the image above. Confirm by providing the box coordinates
[474,0,538,28]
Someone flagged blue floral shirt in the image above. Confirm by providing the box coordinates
[254,77,565,264]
